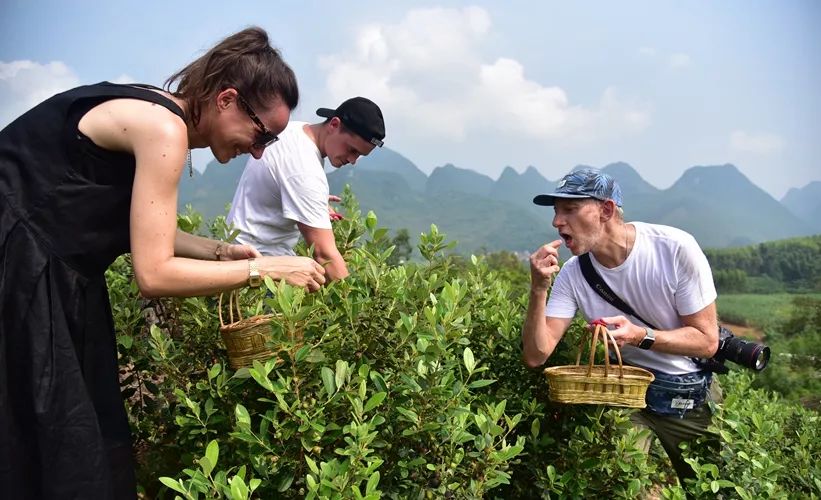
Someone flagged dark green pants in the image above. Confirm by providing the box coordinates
[630,378,723,488]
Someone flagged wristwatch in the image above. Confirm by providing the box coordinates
[248,258,262,288]
[638,327,655,350]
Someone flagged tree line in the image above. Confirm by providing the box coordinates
[705,235,821,293]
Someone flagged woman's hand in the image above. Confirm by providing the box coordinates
[258,256,326,292]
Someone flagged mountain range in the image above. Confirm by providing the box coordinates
[178,148,820,254]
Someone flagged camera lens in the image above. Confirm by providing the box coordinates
[723,336,771,371]
[752,346,771,370]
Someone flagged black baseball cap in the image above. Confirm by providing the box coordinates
[316,97,386,147]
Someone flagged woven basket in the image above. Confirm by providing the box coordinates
[218,290,277,370]
[543,322,654,408]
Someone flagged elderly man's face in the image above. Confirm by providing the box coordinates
[551,198,605,255]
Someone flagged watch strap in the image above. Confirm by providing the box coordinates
[638,327,655,350]
[248,258,262,287]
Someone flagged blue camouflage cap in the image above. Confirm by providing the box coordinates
[533,168,623,207]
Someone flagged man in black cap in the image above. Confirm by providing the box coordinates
[227,97,386,280]
[522,167,723,493]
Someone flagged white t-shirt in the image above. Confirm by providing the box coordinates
[227,121,331,256]
[546,222,717,374]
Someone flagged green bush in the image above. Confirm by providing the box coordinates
[665,371,821,499]
[106,191,819,498]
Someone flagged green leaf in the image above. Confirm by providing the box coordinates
[249,367,274,392]
[463,347,476,374]
[199,456,214,477]
[321,366,336,397]
[366,471,380,494]
[277,472,295,492]
[306,474,318,491]
[369,371,388,393]
[205,440,219,469]
[468,379,496,389]
[159,477,187,494]
[249,478,261,492]
[365,211,378,231]
[364,392,387,413]
[235,404,251,426]
[295,344,312,363]
[117,334,133,349]
[335,360,348,389]
[305,455,320,475]
[230,475,249,499]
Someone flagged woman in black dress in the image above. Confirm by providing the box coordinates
[0,27,325,498]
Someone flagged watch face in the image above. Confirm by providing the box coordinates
[248,258,261,287]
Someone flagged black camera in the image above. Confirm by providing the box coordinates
[697,325,771,374]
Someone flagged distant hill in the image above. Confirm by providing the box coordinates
[178,149,818,253]
[352,147,428,192]
[426,164,495,197]
[781,181,821,232]
[602,162,660,196]
[624,164,812,248]
[490,166,555,215]
[177,155,248,218]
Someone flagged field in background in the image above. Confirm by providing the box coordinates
[717,293,821,331]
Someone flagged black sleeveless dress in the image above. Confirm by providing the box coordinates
[0,82,186,498]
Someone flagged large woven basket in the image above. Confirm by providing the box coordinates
[543,322,654,408]
[218,290,277,369]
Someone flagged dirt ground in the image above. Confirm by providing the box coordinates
[721,322,765,341]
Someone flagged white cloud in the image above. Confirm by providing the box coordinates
[638,47,657,57]
[668,53,691,69]
[0,60,80,128]
[319,7,650,145]
[730,130,785,155]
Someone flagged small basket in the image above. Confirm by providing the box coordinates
[218,290,277,369]
[543,322,655,408]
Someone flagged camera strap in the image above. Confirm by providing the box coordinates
[578,253,714,412]
[578,253,659,330]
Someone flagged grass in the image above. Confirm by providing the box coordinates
[716,293,821,330]
[718,293,821,406]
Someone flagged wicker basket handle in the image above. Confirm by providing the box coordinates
[602,327,625,377]
[218,289,243,328]
[575,322,626,379]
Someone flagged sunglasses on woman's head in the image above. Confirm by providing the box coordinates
[237,94,279,148]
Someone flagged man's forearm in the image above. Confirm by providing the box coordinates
[298,224,348,281]
[522,288,554,368]
[647,325,719,358]
[316,251,349,281]
[174,229,222,260]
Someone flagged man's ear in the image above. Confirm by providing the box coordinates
[600,199,617,221]
[327,116,343,132]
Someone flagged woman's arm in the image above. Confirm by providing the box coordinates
[79,98,324,297]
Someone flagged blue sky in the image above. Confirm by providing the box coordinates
[1,0,818,198]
